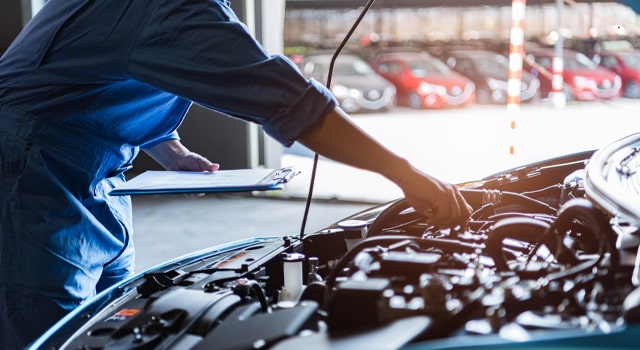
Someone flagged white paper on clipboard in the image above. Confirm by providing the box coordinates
[109,167,299,196]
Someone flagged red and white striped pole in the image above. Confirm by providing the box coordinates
[507,0,526,156]
[549,0,567,107]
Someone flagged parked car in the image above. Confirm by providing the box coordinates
[441,49,541,104]
[524,47,622,101]
[370,51,475,109]
[592,49,640,98]
[30,132,640,349]
[299,54,396,113]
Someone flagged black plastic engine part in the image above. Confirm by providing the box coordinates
[193,301,319,350]
[326,278,390,331]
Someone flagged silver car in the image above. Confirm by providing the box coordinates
[300,54,396,113]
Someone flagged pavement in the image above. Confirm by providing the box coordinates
[132,98,640,271]
[131,193,373,271]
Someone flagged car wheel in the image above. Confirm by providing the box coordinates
[408,92,423,109]
[624,81,640,99]
[526,90,542,104]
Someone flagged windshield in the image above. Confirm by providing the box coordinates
[471,53,509,75]
[334,57,376,76]
[406,57,451,76]
[620,52,640,69]
[304,55,377,78]
[565,52,598,70]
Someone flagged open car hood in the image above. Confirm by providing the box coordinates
[30,133,640,349]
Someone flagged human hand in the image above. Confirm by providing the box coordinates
[144,140,219,172]
[143,140,219,198]
[398,167,473,231]
[171,151,220,173]
[171,151,219,198]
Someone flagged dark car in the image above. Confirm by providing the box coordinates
[299,54,396,113]
[370,51,475,109]
[441,49,541,104]
[524,47,622,101]
[31,131,640,349]
[593,49,640,98]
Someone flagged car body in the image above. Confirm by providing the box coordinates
[593,49,640,98]
[441,49,541,104]
[524,47,622,101]
[370,51,475,109]
[31,132,640,349]
[299,54,396,113]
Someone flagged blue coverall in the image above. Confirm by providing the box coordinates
[0,0,336,347]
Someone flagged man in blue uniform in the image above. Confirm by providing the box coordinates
[0,0,472,347]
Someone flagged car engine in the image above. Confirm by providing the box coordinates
[30,1,640,347]
[32,134,640,349]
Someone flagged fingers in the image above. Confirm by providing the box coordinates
[200,160,220,172]
[192,155,219,172]
[177,152,220,172]
[412,183,472,232]
[436,187,472,231]
[176,153,219,200]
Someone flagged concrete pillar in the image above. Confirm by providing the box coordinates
[256,0,286,169]
[549,0,567,107]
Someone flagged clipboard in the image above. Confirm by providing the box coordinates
[109,167,299,196]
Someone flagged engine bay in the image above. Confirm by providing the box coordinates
[33,134,640,349]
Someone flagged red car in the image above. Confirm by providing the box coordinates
[524,47,621,101]
[370,51,475,109]
[593,49,640,98]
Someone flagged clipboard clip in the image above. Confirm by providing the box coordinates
[271,167,300,184]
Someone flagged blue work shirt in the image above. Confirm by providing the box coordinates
[0,0,336,345]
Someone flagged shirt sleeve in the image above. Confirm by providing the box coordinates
[127,0,337,147]
[140,130,180,149]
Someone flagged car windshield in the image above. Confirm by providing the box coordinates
[564,52,598,70]
[333,57,376,76]
[470,53,509,75]
[406,57,451,76]
[620,52,640,68]
[303,55,377,79]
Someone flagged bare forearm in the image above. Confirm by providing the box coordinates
[297,107,413,185]
[143,139,191,170]
[298,107,471,229]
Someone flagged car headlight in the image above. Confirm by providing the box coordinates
[467,81,476,91]
[417,82,433,94]
[418,82,446,95]
[572,76,596,90]
[332,85,350,99]
[487,78,508,91]
[385,85,396,95]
